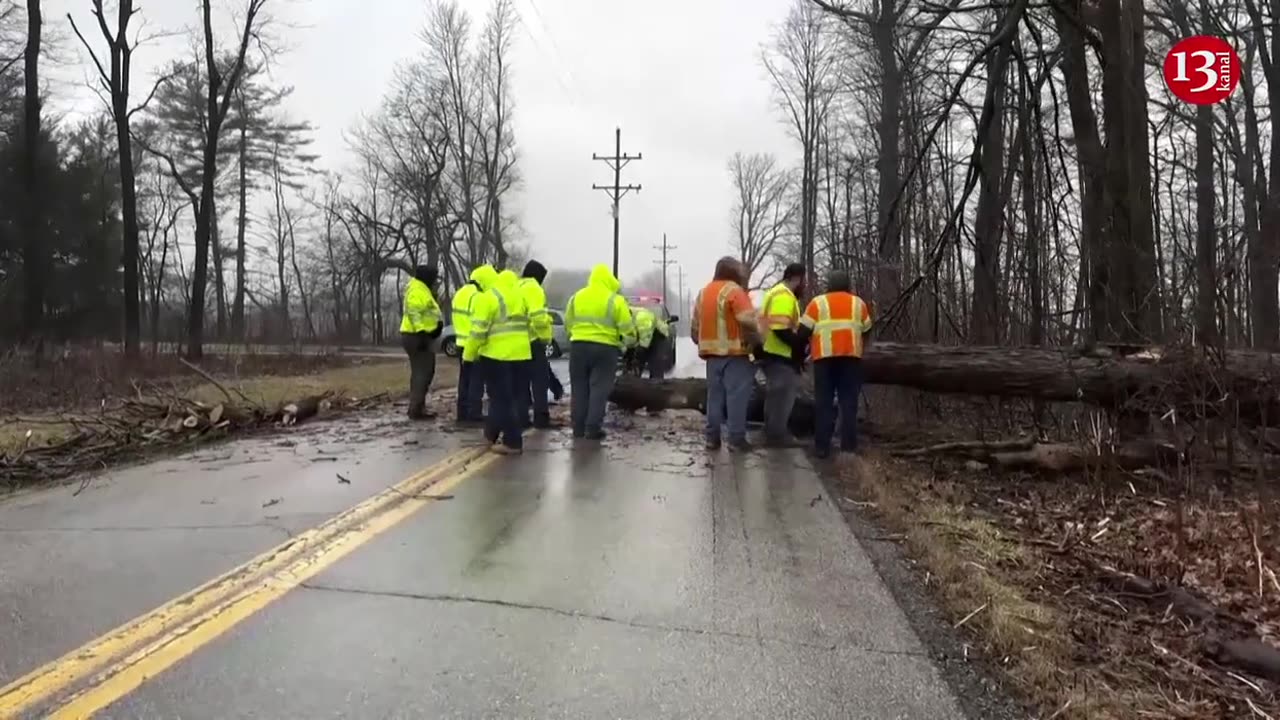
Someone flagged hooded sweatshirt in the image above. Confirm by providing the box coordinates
[519,261,552,343]
[565,264,636,348]
[463,266,532,362]
[451,265,493,351]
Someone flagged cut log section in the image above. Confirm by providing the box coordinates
[609,376,818,437]
[609,342,1280,427]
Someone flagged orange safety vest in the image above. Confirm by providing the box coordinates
[695,279,751,357]
[801,291,872,360]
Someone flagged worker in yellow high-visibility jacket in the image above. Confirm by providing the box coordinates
[630,305,672,379]
[451,268,486,424]
[399,265,443,420]
[757,262,807,447]
[516,260,554,429]
[565,264,635,440]
[464,267,532,454]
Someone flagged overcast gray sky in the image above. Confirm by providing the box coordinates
[48,0,795,301]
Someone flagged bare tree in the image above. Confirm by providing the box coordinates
[67,0,171,358]
[729,151,796,289]
[167,0,269,358]
[20,0,41,343]
[762,0,841,280]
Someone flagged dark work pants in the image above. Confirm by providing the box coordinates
[479,357,522,449]
[812,357,864,453]
[647,335,670,379]
[569,341,619,437]
[401,332,436,418]
[517,341,551,427]
[548,366,565,399]
[456,357,484,422]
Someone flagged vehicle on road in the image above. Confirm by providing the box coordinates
[440,308,568,359]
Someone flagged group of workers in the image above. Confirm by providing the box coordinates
[400,253,871,459]
[691,256,872,458]
[398,260,673,454]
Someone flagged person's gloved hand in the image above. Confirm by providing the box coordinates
[427,324,443,339]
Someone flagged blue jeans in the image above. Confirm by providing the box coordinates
[705,355,754,444]
[813,357,864,453]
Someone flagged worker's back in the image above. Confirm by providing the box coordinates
[566,264,634,348]
[802,291,871,360]
[481,270,533,362]
[694,279,754,358]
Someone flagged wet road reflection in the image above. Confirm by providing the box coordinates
[99,420,963,718]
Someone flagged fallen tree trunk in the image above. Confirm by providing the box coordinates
[610,342,1280,427]
[609,376,819,436]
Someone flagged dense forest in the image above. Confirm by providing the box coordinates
[0,0,523,358]
[734,0,1259,355]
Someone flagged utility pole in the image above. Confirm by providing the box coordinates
[677,265,686,331]
[592,127,642,277]
[653,233,677,308]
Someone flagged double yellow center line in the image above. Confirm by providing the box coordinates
[0,445,498,719]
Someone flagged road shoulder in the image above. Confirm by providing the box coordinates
[816,456,1030,720]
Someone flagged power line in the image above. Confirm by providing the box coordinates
[592,127,642,278]
[653,233,677,309]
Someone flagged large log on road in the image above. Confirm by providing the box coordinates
[609,342,1280,428]
[609,376,818,436]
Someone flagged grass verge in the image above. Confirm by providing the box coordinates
[1,355,458,489]
[832,451,1280,719]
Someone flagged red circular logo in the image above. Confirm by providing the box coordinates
[1163,36,1241,105]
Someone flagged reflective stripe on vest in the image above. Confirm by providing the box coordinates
[566,292,620,330]
[809,293,867,359]
[489,290,529,339]
[760,284,798,358]
[452,292,478,341]
[519,278,552,340]
[697,282,746,356]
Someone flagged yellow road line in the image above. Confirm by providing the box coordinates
[0,444,490,718]
[48,451,500,719]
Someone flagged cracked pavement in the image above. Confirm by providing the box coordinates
[1,406,965,719]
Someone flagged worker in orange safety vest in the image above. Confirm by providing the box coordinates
[691,256,760,452]
[796,269,873,459]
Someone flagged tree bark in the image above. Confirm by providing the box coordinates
[233,109,248,340]
[970,43,1010,344]
[611,343,1280,428]
[21,0,43,346]
[873,0,902,314]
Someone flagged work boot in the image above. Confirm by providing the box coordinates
[728,440,753,454]
[814,447,832,460]
[585,429,607,441]
[491,445,522,456]
[705,438,722,451]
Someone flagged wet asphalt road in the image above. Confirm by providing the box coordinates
[0,377,965,718]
